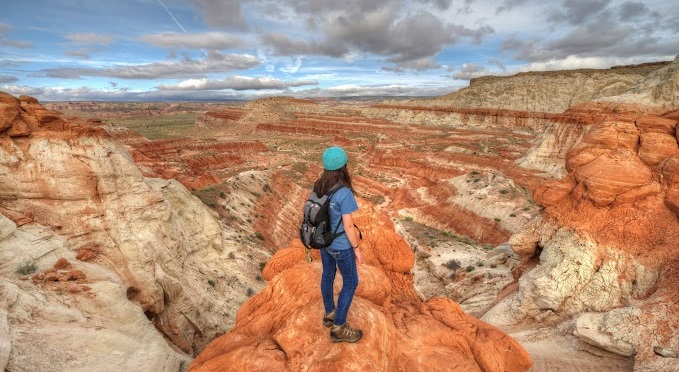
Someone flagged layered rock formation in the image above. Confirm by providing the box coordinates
[602,54,679,108]
[429,62,670,113]
[484,103,679,371]
[0,93,263,370]
[189,203,532,372]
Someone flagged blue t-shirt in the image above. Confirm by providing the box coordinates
[327,186,358,250]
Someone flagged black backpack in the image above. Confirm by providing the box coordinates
[300,184,346,249]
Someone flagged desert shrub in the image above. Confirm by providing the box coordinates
[444,259,461,271]
[256,275,263,282]
[494,218,501,222]
[263,183,272,193]
[228,252,236,259]
[207,279,216,287]
[470,170,480,175]
[16,260,37,275]
[510,213,516,217]
[476,261,484,267]
[246,288,255,297]
[219,192,225,198]
[473,178,481,183]
[499,189,509,194]
[466,266,475,272]
[254,232,264,241]
[403,216,413,222]
[259,262,266,271]
[490,264,497,268]
[523,206,530,211]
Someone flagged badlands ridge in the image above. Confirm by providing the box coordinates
[1,55,678,371]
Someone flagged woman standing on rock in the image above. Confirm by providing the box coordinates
[314,146,363,343]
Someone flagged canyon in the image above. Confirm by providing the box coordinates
[1,55,678,371]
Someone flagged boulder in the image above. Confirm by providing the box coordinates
[574,312,635,357]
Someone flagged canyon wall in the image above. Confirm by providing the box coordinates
[484,103,679,371]
[0,93,263,371]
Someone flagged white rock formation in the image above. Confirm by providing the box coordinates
[601,54,679,108]
[0,95,266,370]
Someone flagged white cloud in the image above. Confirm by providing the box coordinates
[37,52,260,79]
[156,75,318,90]
[63,32,114,45]
[0,75,18,84]
[280,57,304,73]
[0,22,33,48]
[452,63,488,80]
[140,32,246,50]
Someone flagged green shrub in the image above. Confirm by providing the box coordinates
[403,216,413,222]
[466,266,475,272]
[444,259,461,271]
[16,260,37,275]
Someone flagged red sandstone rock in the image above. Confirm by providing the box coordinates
[636,115,678,134]
[53,257,71,270]
[638,132,678,166]
[533,176,576,206]
[60,269,86,281]
[76,248,96,261]
[190,205,531,372]
[573,152,653,206]
[0,103,19,132]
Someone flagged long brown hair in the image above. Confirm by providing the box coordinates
[314,164,354,195]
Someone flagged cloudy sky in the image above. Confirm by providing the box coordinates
[1,0,678,101]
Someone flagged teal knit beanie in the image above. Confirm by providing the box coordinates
[322,146,348,170]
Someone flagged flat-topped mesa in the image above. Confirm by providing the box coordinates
[419,60,672,113]
[189,202,532,372]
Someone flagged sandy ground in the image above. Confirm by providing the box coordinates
[502,324,634,371]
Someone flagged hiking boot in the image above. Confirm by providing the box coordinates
[330,323,363,343]
[323,310,335,327]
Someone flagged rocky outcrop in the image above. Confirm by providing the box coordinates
[602,54,679,108]
[190,203,532,371]
[484,105,679,371]
[0,93,263,370]
[428,62,670,113]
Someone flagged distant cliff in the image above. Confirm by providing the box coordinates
[427,61,671,113]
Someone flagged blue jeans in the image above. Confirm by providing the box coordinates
[320,247,359,326]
